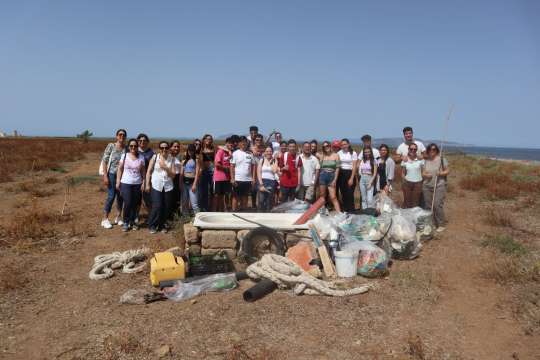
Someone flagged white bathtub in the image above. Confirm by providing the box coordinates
[193,212,309,231]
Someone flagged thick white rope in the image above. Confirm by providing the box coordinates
[246,254,373,296]
[89,247,150,280]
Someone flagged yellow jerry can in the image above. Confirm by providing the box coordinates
[150,252,186,286]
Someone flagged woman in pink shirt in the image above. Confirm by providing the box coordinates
[116,139,146,231]
[213,137,234,211]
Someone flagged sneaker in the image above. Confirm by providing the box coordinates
[122,224,129,232]
[149,228,157,234]
[436,226,446,233]
[161,228,168,234]
[132,224,139,231]
[101,219,113,229]
[134,217,139,225]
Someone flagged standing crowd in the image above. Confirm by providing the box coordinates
[100,126,449,233]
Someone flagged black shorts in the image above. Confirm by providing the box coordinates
[233,181,252,197]
[214,181,232,195]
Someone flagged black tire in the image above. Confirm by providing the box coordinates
[241,227,285,264]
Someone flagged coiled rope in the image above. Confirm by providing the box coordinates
[246,254,373,296]
[89,247,150,280]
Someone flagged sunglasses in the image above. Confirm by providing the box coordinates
[160,146,169,150]
[409,148,418,152]
[138,139,148,142]
[129,144,137,148]
[118,133,126,137]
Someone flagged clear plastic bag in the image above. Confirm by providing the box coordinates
[162,273,238,302]
[308,214,339,241]
[397,207,434,241]
[342,240,389,278]
[375,192,397,214]
[337,214,385,242]
[271,199,310,213]
[389,215,422,260]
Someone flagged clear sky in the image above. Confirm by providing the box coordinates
[1,1,539,147]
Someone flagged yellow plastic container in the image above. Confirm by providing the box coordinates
[150,252,186,286]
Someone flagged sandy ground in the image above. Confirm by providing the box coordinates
[1,153,539,360]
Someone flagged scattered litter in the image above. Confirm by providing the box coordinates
[89,247,149,280]
[246,254,372,296]
[162,273,238,302]
[119,289,167,305]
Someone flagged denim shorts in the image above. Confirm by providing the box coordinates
[319,170,336,186]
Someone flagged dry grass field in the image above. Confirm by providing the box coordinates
[0,137,539,359]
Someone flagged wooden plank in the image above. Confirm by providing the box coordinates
[308,224,336,278]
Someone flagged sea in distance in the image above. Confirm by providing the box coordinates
[445,146,540,162]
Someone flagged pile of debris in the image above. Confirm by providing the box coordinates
[89,194,436,305]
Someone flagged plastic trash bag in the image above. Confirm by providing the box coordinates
[162,273,238,302]
[271,199,310,213]
[389,215,422,260]
[375,192,397,214]
[342,240,389,278]
[337,214,385,242]
[308,214,339,241]
[398,207,434,241]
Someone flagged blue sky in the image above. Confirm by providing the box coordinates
[1,1,539,147]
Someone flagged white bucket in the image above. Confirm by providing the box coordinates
[334,250,359,278]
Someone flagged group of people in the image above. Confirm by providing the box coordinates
[99,126,449,233]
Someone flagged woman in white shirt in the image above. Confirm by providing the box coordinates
[337,138,358,212]
[401,144,425,208]
[358,147,378,209]
[145,141,180,234]
[116,138,146,232]
[257,146,279,211]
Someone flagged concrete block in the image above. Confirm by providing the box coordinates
[184,223,201,244]
[201,230,237,249]
[201,248,237,259]
[188,244,201,256]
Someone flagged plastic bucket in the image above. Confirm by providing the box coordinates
[334,251,358,278]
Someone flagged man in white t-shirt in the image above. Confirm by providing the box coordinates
[298,142,320,203]
[230,136,257,211]
[359,134,380,160]
[395,126,426,162]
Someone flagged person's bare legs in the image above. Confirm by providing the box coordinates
[328,186,341,212]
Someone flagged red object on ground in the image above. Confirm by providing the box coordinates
[293,197,326,225]
[286,242,317,272]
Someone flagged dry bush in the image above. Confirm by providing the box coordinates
[0,137,108,182]
[484,208,514,228]
[18,181,54,197]
[480,234,538,284]
[481,255,539,284]
[1,201,70,248]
